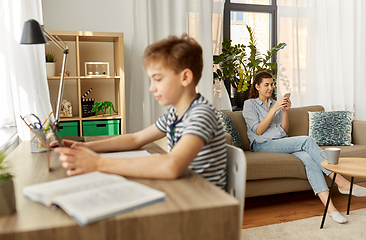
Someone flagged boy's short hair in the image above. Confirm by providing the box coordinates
[142,34,203,85]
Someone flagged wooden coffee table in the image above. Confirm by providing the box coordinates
[320,157,366,229]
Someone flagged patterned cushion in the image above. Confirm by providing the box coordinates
[308,111,353,146]
[218,112,243,149]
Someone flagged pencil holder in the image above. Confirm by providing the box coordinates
[30,129,48,153]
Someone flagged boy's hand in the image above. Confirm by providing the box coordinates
[49,139,79,148]
[54,143,101,176]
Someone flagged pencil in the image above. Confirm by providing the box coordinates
[42,112,53,127]
[20,115,32,129]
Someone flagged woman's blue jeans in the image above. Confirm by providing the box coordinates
[252,136,331,195]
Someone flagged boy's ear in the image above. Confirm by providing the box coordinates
[180,69,194,87]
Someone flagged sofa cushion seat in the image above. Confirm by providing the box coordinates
[245,151,308,181]
[245,145,366,182]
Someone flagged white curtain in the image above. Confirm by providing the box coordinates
[213,0,232,111]
[277,0,366,120]
[0,0,15,128]
[1,0,52,139]
[130,0,229,133]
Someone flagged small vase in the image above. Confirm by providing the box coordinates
[46,62,56,77]
[0,179,16,216]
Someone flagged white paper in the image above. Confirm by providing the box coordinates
[100,150,152,158]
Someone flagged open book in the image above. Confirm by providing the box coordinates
[23,171,166,226]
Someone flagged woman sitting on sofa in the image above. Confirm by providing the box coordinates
[242,71,366,224]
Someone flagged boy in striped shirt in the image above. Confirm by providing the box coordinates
[54,34,227,189]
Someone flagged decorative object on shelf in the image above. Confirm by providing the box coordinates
[45,52,56,77]
[81,88,94,117]
[82,98,95,117]
[21,19,69,127]
[85,62,109,76]
[60,99,73,117]
[103,101,117,116]
[91,101,117,117]
[0,152,16,216]
[59,71,70,77]
[213,25,286,107]
[91,102,104,116]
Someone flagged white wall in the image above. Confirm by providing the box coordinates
[42,0,134,132]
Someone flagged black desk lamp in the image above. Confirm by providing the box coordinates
[21,19,69,126]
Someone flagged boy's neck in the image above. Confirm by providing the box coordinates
[174,91,198,119]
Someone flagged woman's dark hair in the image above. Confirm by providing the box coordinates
[249,71,273,99]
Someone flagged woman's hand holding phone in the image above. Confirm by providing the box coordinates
[283,93,291,111]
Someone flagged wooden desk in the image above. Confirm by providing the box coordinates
[0,141,239,240]
[320,158,366,229]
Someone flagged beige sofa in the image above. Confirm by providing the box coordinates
[222,105,366,198]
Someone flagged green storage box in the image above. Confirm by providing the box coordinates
[82,119,120,136]
[58,121,79,138]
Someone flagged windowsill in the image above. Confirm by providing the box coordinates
[0,127,18,153]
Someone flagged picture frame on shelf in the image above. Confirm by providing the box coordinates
[59,99,73,118]
[85,62,109,76]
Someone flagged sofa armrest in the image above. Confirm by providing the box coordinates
[225,133,232,145]
[352,120,366,145]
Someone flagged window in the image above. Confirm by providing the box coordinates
[223,0,277,104]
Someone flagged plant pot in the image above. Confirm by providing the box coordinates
[46,62,56,77]
[232,87,250,109]
[0,179,16,216]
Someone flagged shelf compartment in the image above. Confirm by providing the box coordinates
[45,40,77,78]
[48,78,79,117]
[79,42,115,76]
[80,79,120,117]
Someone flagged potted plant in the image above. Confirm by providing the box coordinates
[0,152,16,216]
[45,52,57,77]
[213,25,286,108]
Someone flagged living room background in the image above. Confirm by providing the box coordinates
[43,0,226,134]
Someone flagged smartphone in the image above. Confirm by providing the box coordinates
[284,93,291,99]
[48,119,64,147]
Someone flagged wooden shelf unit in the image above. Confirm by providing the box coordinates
[46,31,126,136]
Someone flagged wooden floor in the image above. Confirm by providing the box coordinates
[242,182,366,229]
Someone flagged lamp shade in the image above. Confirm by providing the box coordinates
[20,19,47,44]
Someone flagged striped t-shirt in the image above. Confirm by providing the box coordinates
[155,93,227,189]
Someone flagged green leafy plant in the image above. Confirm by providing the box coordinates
[213,25,286,93]
[45,52,57,63]
[0,152,12,182]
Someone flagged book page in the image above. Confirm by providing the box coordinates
[23,172,127,206]
[53,181,166,225]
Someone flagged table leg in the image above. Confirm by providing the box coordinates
[347,177,354,215]
[320,173,337,229]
